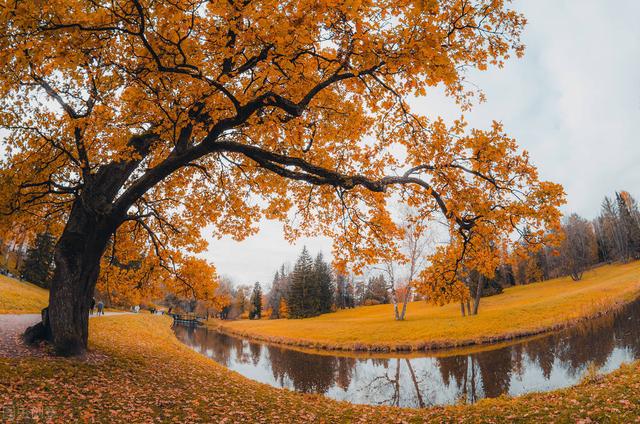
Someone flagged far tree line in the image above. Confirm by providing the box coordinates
[2,190,639,322]
[510,190,640,285]
[208,190,640,321]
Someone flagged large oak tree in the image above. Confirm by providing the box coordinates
[0,0,563,355]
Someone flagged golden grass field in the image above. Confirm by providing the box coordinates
[0,274,49,314]
[216,261,640,351]
[2,313,639,422]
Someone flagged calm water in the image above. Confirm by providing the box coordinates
[173,300,640,407]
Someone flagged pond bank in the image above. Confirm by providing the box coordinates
[212,261,640,353]
[177,299,640,407]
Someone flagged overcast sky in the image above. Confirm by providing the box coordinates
[203,0,640,285]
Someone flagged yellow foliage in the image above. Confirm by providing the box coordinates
[0,0,561,310]
[279,298,289,319]
[96,230,221,307]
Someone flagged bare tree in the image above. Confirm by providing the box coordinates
[472,274,485,315]
[379,209,434,321]
[560,214,598,281]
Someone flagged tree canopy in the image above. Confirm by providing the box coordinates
[0,0,564,353]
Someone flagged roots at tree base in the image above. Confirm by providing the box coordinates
[23,307,59,353]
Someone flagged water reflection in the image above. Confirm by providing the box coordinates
[173,300,640,407]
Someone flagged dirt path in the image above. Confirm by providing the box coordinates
[0,312,129,357]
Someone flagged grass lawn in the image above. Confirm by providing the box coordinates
[216,261,640,351]
[0,274,49,314]
[1,313,639,422]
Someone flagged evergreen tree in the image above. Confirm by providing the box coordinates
[266,264,293,318]
[267,270,282,318]
[287,247,315,318]
[364,274,389,304]
[20,231,56,288]
[593,193,640,263]
[314,253,334,313]
[249,282,262,319]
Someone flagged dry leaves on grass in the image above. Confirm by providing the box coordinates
[1,315,640,423]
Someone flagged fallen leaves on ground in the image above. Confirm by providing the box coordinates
[1,314,640,422]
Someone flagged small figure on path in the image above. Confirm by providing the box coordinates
[97,300,104,316]
[90,298,96,315]
[134,305,140,313]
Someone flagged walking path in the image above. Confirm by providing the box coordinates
[0,312,128,357]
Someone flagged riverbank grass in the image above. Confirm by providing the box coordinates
[0,274,49,314]
[215,261,640,351]
[1,313,640,422]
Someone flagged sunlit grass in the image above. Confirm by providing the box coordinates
[216,261,640,351]
[0,274,49,314]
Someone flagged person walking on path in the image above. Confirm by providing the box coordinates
[97,300,104,316]
[90,298,96,315]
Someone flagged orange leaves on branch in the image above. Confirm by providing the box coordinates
[0,1,560,308]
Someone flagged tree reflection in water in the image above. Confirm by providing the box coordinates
[174,300,640,408]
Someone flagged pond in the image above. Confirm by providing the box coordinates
[173,300,640,408]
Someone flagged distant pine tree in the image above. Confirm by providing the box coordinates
[21,231,56,288]
[287,246,315,318]
[314,253,334,313]
[267,270,280,318]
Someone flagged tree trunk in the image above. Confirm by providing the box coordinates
[472,275,484,315]
[460,300,466,317]
[23,134,162,356]
[405,359,425,408]
[398,287,411,321]
[390,286,401,320]
[24,201,114,356]
[466,299,471,316]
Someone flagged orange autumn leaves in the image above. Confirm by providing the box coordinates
[401,119,564,305]
[97,221,224,309]
[0,1,560,306]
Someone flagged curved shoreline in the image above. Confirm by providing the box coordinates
[210,294,640,354]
